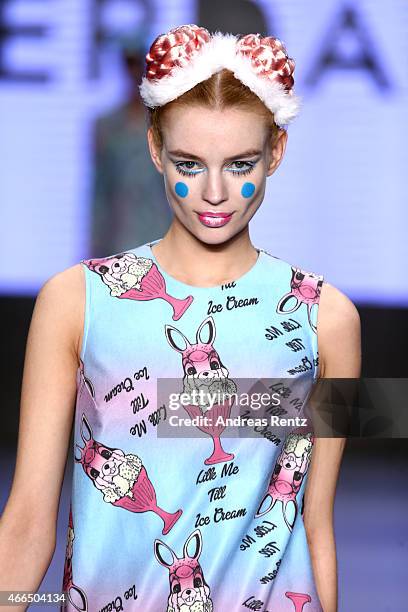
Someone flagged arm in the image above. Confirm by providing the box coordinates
[0,263,85,611]
[303,281,361,612]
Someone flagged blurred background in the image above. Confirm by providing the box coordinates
[0,0,407,610]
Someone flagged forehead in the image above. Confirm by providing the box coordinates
[161,105,268,158]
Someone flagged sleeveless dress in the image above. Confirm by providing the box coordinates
[61,237,325,612]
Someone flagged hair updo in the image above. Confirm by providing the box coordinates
[143,27,286,152]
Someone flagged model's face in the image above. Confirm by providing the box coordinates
[147,105,287,244]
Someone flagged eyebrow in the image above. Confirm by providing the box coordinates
[167,148,262,161]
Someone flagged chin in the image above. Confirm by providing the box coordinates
[191,225,241,247]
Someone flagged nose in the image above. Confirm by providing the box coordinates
[202,169,228,205]
[199,370,216,379]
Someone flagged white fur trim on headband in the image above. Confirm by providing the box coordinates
[138,31,302,126]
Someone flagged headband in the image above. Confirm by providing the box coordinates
[139,24,302,127]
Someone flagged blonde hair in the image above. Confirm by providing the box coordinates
[146,68,282,152]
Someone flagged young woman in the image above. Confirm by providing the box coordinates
[0,24,361,612]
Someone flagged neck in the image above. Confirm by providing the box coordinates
[150,221,258,287]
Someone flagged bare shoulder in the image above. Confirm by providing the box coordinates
[1,263,86,531]
[36,263,85,363]
[40,262,84,296]
[317,281,361,377]
[318,281,360,329]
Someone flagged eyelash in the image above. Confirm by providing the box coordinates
[175,161,255,178]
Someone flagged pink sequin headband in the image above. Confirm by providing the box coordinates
[139,24,302,127]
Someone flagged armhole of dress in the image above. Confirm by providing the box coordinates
[310,275,324,383]
[79,261,91,363]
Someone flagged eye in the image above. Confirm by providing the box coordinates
[295,272,305,281]
[186,365,197,375]
[175,161,203,177]
[226,160,255,175]
[171,583,181,594]
[210,359,220,370]
[101,449,112,459]
[193,576,203,588]
[174,160,256,177]
[90,468,100,479]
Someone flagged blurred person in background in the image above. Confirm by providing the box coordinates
[91,28,173,257]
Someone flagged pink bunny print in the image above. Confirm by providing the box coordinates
[84,252,193,320]
[61,505,88,611]
[154,528,213,612]
[165,315,237,465]
[255,433,313,531]
[276,267,323,333]
[75,414,182,534]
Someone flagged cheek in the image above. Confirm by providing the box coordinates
[174,181,189,198]
[241,182,256,199]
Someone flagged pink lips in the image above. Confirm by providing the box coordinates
[197,211,233,227]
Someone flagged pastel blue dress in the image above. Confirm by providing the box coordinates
[61,237,325,612]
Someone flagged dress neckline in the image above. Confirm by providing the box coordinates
[146,238,265,291]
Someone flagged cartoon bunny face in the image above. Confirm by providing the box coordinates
[85,447,124,484]
[92,254,130,279]
[165,315,237,411]
[74,419,126,485]
[170,564,209,605]
[155,529,213,612]
[165,315,230,382]
[280,451,299,471]
[182,347,228,381]
[87,253,153,293]
[289,267,323,306]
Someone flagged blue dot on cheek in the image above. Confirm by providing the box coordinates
[241,182,256,198]
[175,182,189,198]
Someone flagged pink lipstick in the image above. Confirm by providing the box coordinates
[197,211,233,227]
